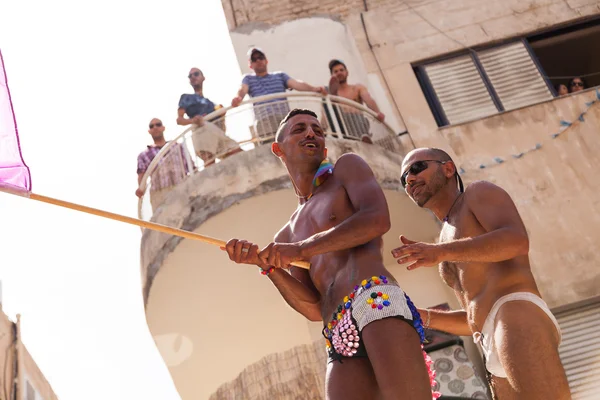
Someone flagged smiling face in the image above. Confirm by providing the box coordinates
[272,112,327,168]
[401,149,455,207]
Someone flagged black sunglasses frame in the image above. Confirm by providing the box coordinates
[149,122,163,129]
[188,71,201,79]
[401,159,465,193]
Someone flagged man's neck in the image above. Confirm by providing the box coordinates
[339,81,350,89]
[255,70,269,77]
[193,85,203,96]
[286,163,320,202]
[427,186,462,221]
[153,137,167,147]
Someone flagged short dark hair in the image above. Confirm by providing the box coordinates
[328,59,347,74]
[275,109,319,142]
[425,147,464,192]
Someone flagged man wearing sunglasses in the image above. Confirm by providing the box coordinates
[136,118,194,212]
[177,67,241,166]
[392,148,569,400]
[231,47,326,144]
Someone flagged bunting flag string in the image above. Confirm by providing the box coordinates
[459,89,600,175]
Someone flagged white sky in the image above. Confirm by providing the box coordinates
[0,1,242,398]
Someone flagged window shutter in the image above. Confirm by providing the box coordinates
[555,300,600,399]
[478,42,553,111]
[424,54,498,125]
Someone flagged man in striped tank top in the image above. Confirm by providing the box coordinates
[231,47,326,143]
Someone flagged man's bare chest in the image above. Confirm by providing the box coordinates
[288,183,353,242]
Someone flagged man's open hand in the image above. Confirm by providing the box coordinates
[391,235,445,270]
[259,242,306,269]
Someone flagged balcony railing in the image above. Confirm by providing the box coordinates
[137,92,405,221]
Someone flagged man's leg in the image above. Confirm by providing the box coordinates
[362,318,432,400]
[494,301,570,399]
[326,357,381,400]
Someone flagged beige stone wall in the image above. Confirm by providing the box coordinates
[0,311,58,400]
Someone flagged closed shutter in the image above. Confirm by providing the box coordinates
[424,54,498,125]
[478,42,553,111]
[555,300,600,399]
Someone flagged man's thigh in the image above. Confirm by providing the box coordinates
[326,357,380,400]
[494,301,570,399]
[362,317,432,400]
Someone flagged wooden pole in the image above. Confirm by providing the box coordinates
[0,185,310,269]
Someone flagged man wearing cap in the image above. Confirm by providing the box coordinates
[231,47,326,143]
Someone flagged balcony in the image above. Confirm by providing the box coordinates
[137,92,408,220]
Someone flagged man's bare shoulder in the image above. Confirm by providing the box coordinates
[464,180,515,206]
[274,222,292,243]
[333,152,369,169]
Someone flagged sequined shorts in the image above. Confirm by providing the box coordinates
[322,275,421,363]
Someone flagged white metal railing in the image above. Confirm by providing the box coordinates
[137,92,405,221]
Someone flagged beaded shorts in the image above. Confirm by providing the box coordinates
[322,275,442,399]
[322,275,415,362]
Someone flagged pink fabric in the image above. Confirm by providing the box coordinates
[0,50,31,191]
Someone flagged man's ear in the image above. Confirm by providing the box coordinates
[324,147,328,158]
[272,142,283,157]
[444,161,457,178]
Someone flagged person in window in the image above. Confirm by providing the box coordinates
[568,77,586,93]
[231,47,326,143]
[137,118,193,212]
[177,68,241,166]
[327,59,385,143]
[555,83,569,96]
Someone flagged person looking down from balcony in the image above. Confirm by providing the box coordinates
[327,59,385,144]
[394,148,570,400]
[231,47,327,144]
[224,109,439,400]
[555,83,569,96]
[568,76,586,93]
[136,118,193,212]
[177,67,241,167]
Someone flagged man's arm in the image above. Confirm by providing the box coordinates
[176,108,203,126]
[419,308,471,336]
[358,84,385,121]
[136,172,145,197]
[224,227,322,321]
[261,154,391,270]
[393,181,530,268]
[231,83,249,107]
[287,78,326,95]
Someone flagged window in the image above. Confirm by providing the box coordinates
[415,18,600,127]
[529,19,600,94]
[415,40,553,126]
[554,299,600,400]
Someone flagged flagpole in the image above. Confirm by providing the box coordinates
[0,184,310,270]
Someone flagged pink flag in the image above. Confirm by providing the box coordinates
[0,50,31,192]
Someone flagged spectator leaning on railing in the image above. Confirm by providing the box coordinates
[327,59,385,143]
[136,118,194,212]
[231,47,326,143]
[177,67,241,166]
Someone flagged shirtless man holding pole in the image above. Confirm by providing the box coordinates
[224,109,438,399]
[393,147,570,399]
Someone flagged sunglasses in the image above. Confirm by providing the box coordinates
[251,55,265,62]
[401,160,447,188]
[149,122,163,128]
[570,81,583,87]
[188,71,201,79]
